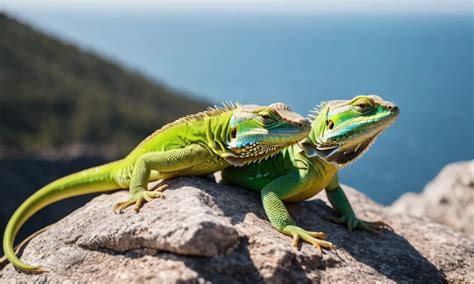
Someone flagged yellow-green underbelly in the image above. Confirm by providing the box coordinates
[283,157,338,202]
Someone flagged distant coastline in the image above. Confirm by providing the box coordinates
[0,12,209,157]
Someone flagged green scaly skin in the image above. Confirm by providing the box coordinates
[222,95,399,250]
[2,102,311,273]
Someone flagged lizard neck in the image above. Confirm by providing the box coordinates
[205,110,233,156]
[307,108,327,147]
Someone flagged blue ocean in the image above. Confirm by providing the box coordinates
[7,10,474,204]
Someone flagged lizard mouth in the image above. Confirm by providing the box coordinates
[314,114,398,167]
[324,110,398,146]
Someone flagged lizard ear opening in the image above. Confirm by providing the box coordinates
[230,127,237,139]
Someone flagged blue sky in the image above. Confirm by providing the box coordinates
[1,0,471,14]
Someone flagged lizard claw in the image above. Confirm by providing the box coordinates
[282,225,333,251]
[327,214,392,234]
[365,221,393,231]
[113,186,166,214]
[113,199,135,214]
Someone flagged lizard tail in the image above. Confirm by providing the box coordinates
[2,160,124,273]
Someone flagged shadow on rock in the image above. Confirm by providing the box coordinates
[291,199,447,283]
[202,177,452,283]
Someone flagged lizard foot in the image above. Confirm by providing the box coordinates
[113,185,167,214]
[327,214,393,234]
[282,225,333,251]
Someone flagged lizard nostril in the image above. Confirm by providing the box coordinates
[387,104,399,113]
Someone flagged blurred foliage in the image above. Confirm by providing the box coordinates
[0,12,209,155]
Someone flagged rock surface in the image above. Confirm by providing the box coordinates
[1,176,473,283]
[392,160,474,237]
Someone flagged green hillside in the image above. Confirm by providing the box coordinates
[0,12,209,155]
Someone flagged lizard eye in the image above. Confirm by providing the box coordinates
[354,100,372,112]
[260,111,277,124]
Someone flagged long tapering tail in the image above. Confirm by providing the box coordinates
[2,160,124,272]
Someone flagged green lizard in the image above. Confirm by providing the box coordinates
[222,95,399,250]
[2,102,311,273]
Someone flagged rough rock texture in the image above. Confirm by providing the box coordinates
[1,176,473,283]
[392,160,474,237]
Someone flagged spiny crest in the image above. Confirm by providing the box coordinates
[141,102,240,143]
[209,101,239,112]
[307,101,328,120]
[169,101,240,128]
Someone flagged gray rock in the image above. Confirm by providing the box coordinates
[1,176,472,283]
[392,160,474,237]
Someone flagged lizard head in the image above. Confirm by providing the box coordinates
[300,95,399,167]
[223,103,311,166]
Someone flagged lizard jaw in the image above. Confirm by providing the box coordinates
[222,144,282,167]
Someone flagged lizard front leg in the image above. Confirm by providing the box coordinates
[325,174,392,233]
[261,170,334,251]
[113,144,209,213]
